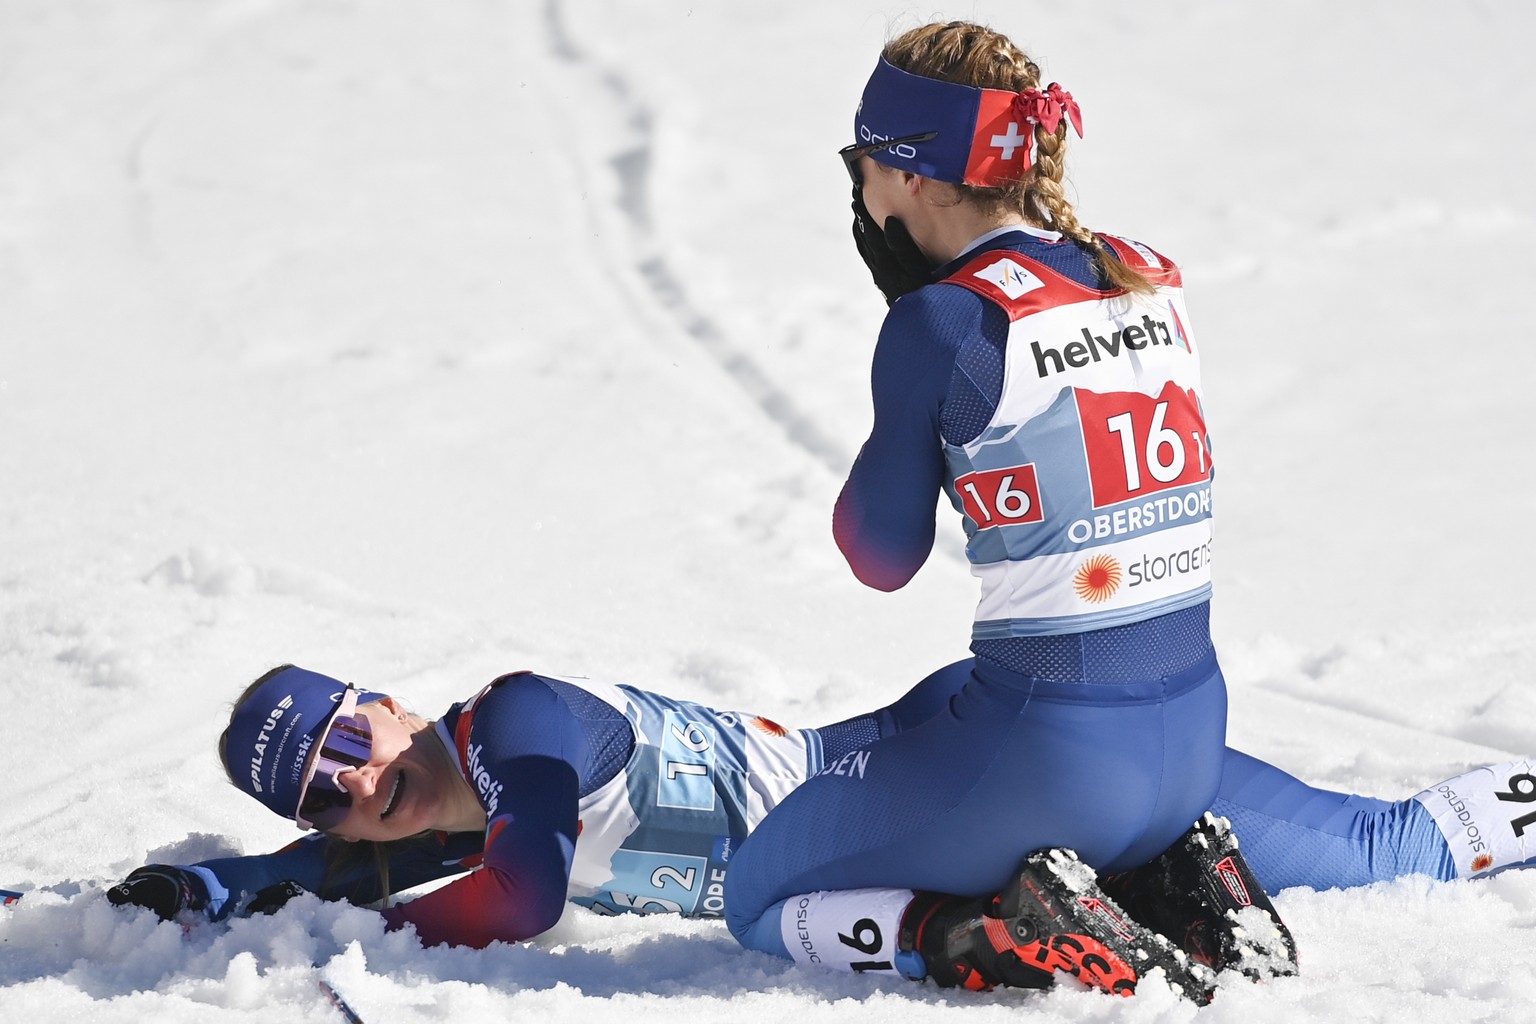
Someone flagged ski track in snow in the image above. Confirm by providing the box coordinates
[538,0,852,477]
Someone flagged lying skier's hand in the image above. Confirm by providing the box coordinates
[106,864,207,921]
[245,879,309,916]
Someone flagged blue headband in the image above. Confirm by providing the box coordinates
[852,57,1082,187]
[223,666,385,822]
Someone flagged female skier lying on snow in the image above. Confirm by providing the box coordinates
[109,663,1534,996]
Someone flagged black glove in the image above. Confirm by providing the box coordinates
[245,879,308,916]
[851,187,934,306]
[106,865,208,921]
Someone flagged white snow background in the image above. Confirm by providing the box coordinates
[3,1,1533,1021]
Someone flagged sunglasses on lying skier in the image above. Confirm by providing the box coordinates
[294,685,374,831]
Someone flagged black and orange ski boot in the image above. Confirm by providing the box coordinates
[899,847,1216,1002]
[1100,812,1299,981]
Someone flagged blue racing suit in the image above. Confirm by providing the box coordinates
[173,666,1459,949]
[725,227,1228,956]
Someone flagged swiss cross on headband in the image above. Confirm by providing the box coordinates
[852,57,1084,187]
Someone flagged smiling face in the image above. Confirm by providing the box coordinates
[317,698,482,842]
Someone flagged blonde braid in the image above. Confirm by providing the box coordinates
[883,21,1154,295]
[1028,127,1153,295]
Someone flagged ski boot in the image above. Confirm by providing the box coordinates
[1100,812,1299,980]
[899,847,1217,1002]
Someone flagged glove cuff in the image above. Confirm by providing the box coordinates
[183,865,229,920]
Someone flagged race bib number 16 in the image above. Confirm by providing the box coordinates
[954,463,1045,530]
[1076,384,1210,508]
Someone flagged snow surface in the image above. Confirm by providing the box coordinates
[3,1,1534,1021]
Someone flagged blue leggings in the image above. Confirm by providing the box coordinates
[725,652,1228,949]
[727,657,1456,960]
[809,661,1457,894]
[1211,748,1452,891]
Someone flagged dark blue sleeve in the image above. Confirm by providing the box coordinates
[189,831,483,919]
[381,675,586,947]
[832,285,982,590]
[189,834,332,918]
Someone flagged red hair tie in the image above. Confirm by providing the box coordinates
[1012,82,1084,139]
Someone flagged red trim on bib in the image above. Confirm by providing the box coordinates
[1095,234,1182,288]
[944,237,1182,320]
[943,249,1110,321]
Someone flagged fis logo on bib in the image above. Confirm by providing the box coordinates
[973,257,1045,300]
